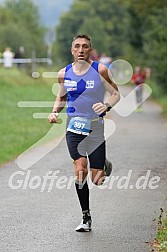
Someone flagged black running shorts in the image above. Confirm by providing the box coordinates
[66,118,106,169]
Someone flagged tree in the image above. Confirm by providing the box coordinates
[78,16,110,55]
[54,1,93,63]
[0,0,46,57]
[54,0,128,63]
[54,0,167,92]
[125,0,167,90]
[143,8,167,91]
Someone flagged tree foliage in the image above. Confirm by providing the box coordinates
[0,0,46,57]
[143,8,167,91]
[54,0,128,63]
[54,0,167,92]
[0,0,166,91]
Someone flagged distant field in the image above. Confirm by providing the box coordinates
[0,67,65,166]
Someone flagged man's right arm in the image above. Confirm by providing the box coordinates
[48,68,67,123]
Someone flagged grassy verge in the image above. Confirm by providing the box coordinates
[147,77,167,251]
[0,66,65,166]
[147,79,167,119]
[152,209,167,252]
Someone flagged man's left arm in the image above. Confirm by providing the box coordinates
[92,64,120,115]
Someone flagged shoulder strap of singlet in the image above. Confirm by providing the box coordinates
[91,61,99,72]
[65,63,72,72]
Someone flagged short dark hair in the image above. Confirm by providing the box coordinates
[72,34,92,47]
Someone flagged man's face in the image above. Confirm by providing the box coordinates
[71,38,92,62]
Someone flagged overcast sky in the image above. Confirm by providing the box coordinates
[0,0,73,27]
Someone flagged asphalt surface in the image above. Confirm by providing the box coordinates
[0,86,167,252]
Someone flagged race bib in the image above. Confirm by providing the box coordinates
[67,117,91,135]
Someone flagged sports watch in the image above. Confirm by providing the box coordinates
[104,103,112,112]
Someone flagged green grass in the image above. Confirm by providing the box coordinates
[153,210,167,252]
[159,97,167,119]
[0,66,65,166]
[147,79,167,118]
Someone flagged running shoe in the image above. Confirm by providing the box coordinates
[104,158,112,176]
[75,213,92,232]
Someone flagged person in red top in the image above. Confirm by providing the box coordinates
[131,66,146,112]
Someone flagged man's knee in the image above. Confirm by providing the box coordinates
[75,166,88,178]
[74,158,88,181]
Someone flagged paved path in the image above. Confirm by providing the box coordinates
[0,86,167,252]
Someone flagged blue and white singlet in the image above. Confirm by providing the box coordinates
[64,61,105,119]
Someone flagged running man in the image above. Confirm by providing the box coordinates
[48,34,120,232]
